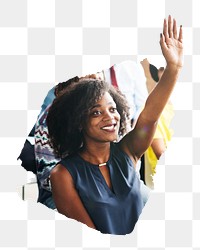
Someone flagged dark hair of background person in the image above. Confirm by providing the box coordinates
[149,64,159,82]
[47,79,130,158]
[54,76,80,97]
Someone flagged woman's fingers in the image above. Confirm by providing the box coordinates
[168,15,173,38]
[163,15,182,43]
[163,15,173,40]
[178,25,183,43]
[160,33,167,51]
[163,18,169,40]
[173,18,178,39]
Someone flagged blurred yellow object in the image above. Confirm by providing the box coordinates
[144,103,174,188]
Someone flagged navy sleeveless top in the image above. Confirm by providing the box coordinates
[60,143,144,235]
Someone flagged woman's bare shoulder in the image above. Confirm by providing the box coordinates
[50,163,72,182]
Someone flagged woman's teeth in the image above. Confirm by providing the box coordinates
[101,125,115,131]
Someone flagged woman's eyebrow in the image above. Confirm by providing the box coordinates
[91,104,101,109]
[91,102,115,109]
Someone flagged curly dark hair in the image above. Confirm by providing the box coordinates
[54,76,80,97]
[47,78,130,158]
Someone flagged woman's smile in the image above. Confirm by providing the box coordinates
[100,122,117,132]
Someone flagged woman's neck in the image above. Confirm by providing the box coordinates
[79,142,111,165]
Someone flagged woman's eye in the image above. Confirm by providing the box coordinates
[92,110,101,116]
[110,107,117,113]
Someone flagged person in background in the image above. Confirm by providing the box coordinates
[140,58,174,188]
[46,16,183,234]
[34,76,80,209]
[102,60,148,123]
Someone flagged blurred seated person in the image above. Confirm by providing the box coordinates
[140,58,174,189]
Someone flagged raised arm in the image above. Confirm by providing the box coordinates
[120,15,183,164]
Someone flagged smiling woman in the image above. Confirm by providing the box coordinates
[46,15,183,235]
[47,79,130,158]
[47,79,143,234]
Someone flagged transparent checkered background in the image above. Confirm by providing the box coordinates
[0,0,199,249]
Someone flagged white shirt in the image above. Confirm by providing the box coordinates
[103,60,148,121]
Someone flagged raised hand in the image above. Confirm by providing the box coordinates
[160,15,183,69]
[118,16,184,167]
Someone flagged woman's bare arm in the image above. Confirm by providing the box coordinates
[50,164,96,229]
[151,138,166,159]
[119,16,183,164]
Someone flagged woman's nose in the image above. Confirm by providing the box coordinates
[102,111,114,121]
